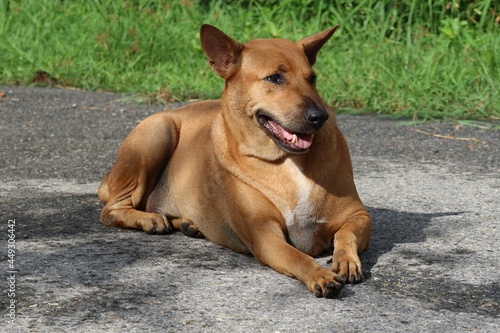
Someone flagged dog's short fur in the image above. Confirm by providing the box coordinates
[98,24,371,298]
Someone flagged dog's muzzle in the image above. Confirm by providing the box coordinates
[305,106,329,131]
[257,106,329,154]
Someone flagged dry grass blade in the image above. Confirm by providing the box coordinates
[411,129,481,148]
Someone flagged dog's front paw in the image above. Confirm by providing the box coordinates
[137,214,172,234]
[309,269,345,299]
[331,250,363,284]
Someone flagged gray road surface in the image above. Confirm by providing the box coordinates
[1,85,499,332]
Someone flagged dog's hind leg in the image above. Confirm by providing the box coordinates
[170,218,205,238]
[98,112,178,234]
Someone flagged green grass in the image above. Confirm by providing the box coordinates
[0,0,499,120]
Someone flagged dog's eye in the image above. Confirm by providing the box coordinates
[265,73,284,84]
[309,73,317,85]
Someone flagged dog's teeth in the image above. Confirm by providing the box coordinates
[291,134,297,144]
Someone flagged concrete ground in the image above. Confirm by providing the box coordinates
[1,85,499,332]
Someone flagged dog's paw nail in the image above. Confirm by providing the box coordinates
[314,284,323,298]
[335,275,346,285]
[193,231,204,238]
[350,274,362,284]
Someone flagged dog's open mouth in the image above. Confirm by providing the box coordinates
[257,114,313,153]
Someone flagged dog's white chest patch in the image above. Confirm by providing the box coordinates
[281,160,324,254]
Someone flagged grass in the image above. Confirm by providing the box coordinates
[0,0,498,121]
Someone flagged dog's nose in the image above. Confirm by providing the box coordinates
[305,107,329,130]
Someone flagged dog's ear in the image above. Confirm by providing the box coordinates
[297,25,339,66]
[200,24,244,79]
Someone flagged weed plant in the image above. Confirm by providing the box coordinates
[0,0,498,120]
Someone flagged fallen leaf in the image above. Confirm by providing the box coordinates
[31,70,58,85]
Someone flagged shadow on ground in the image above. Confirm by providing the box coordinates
[363,206,464,276]
[360,207,498,317]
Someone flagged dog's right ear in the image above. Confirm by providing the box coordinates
[200,25,244,79]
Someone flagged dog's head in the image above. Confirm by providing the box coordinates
[200,24,338,159]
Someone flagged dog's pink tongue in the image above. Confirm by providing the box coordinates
[281,128,313,150]
[266,119,313,150]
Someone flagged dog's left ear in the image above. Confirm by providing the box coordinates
[200,24,244,79]
[297,25,339,66]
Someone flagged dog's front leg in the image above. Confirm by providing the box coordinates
[250,221,345,298]
[330,212,372,284]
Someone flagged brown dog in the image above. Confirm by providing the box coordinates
[98,24,371,298]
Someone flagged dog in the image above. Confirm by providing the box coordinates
[98,24,371,298]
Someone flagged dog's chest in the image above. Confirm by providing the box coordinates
[280,160,325,254]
